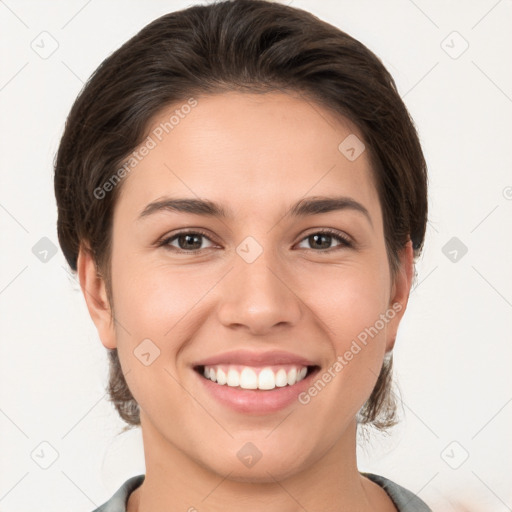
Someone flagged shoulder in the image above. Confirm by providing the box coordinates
[90,475,145,512]
[362,472,432,512]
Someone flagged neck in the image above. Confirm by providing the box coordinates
[128,416,394,512]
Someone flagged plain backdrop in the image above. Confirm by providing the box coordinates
[1,1,511,511]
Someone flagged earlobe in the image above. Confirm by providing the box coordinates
[76,246,117,349]
[385,240,414,353]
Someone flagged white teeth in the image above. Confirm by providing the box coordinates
[227,368,239,387]
[275,368,288,387]
[240,368,258,389]
[287,367,297,385]
[258,367,276,390]
[201,365,310,390]
[216,367,227,385]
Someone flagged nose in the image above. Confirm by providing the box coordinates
[216,246,302,336]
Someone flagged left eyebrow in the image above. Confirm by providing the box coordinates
[287,195,373,228]
[137,195,373,228]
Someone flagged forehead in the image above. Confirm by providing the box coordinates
[115,91,381,224]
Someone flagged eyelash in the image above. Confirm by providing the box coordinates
[158,228,353,254]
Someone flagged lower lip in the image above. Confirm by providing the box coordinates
[195,368,318,414]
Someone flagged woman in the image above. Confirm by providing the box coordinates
[54,1,431,510]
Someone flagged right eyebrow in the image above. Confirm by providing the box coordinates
[138,197,231,220]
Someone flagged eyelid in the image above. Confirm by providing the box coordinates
[297,228,353,250]
[158,227,354,253]
[157,228,218,250]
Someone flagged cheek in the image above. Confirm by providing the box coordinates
[301,260,391,404]
[110,255,210,342]
[306,261,391,341]
[109,258,206,414]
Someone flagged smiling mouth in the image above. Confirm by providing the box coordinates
[194,364,320,391]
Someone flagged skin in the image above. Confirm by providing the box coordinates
[78,91,413,511]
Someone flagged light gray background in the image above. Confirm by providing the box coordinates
[1,1,511,511]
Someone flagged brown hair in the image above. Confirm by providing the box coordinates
[54,0,428,430]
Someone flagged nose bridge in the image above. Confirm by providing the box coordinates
[216,234,301,333]
[238,239,281,294]
[235,234,287,303]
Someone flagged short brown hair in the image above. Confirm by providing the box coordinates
[54,0,428,430]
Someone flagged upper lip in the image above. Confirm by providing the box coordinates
[192,349,318,368]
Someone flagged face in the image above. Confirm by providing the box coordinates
[80,91,412,482]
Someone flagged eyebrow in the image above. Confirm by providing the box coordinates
[138,195,373,227]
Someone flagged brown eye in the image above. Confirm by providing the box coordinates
[161,231,216,252]
[297,230,352,251]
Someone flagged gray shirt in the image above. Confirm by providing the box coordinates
[91,473,431,511]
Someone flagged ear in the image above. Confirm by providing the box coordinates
[76,245,117,349]
[384,239,414,353]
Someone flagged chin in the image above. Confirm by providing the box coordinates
[202,453,308,484]
[217,463,301,484]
